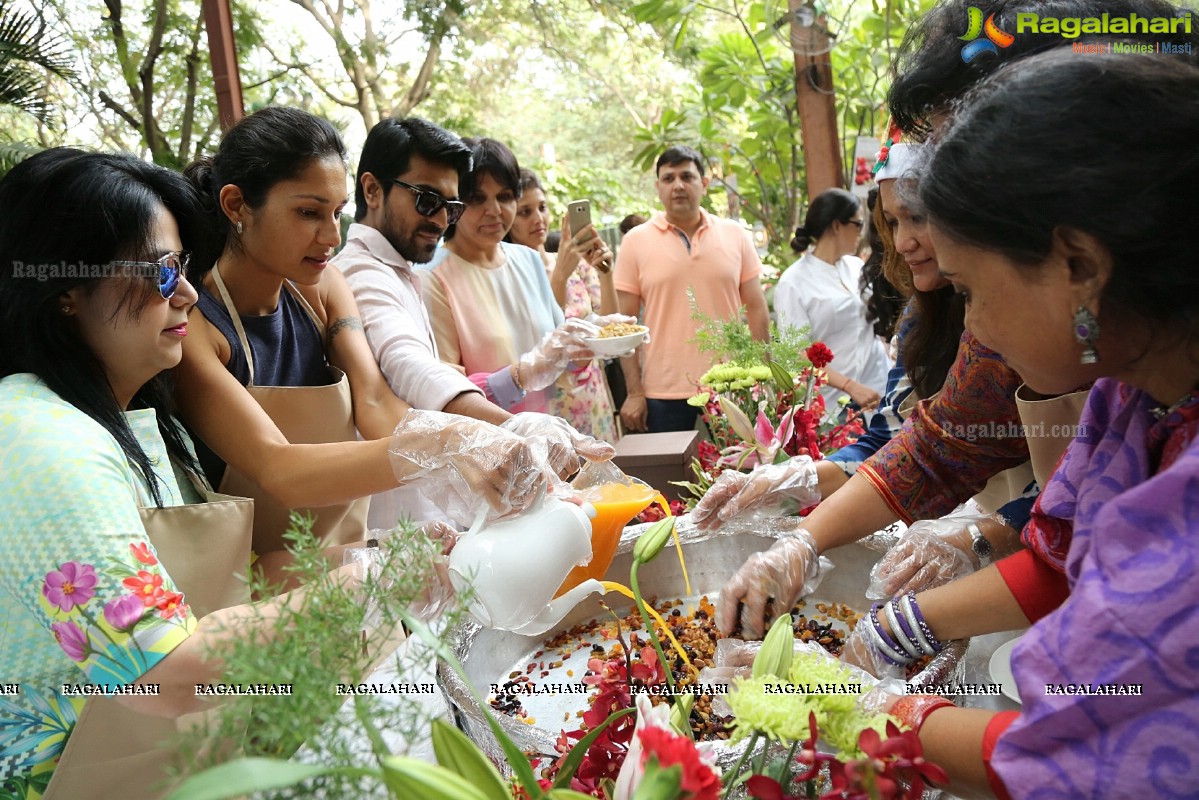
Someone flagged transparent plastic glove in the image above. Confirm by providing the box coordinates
[397,523,457,622]
[691,456,821,531]
[866,515,1000,601]
[839,621,905,680]
[716,529,824,640]
[407,553,455,622]
[517,318,601,391]
[501,412,615,478]
[388,409,552,527]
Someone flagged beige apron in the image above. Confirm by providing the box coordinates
[972,386,1090,516]
[900,388,1034,517]
[210,267,370,552]
[1015,384,1091,488]
[43,471,254,800]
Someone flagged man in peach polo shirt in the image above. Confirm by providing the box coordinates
[614,145,770,433]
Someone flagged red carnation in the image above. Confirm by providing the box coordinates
[806,342,834,369]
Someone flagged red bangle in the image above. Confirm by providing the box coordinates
[890,695,956,733]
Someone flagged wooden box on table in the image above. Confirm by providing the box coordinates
[610,430,700,503]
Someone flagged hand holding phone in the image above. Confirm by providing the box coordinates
[567,199,592,236]
[566,199,612,273]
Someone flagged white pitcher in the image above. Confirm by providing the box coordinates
[448,492,606,635]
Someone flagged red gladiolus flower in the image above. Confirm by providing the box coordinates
[123,570,166,607]
[806,342,834,369]
[746,775,803,800]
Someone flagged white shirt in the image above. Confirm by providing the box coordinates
[774,252,892,403]
[333,223,481,411]
[332,223,483,528]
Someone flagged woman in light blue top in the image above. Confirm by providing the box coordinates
[0,149,446,796]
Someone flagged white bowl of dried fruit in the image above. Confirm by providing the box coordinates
[584,322,649,357]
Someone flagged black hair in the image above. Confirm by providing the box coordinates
[353,116,472,222]
[791,188,861,253]
[0,148,207,506]
[860,188,905,340]
[888,0,1199,140]
[656,145,706,177]
[879,152,966,400]
[517,167,542,194]
[184,106,348,273]
[619,214,647,235]
[443,137,522,241]
[923,50,1199,345]
[504,168,547,246]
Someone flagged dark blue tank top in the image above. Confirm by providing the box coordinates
[195,282,333,388]
[192,281,335,482]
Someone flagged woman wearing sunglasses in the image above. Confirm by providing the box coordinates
[418,138,632,418]
[176,108,566,585]
[775,187,889,411]
[0,148,449,797]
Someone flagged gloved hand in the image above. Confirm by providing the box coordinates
[715,529,823,639]
[866,515,1002,600]
[691,456,821,531]
[839,619,905,680]
[389,409,552,527]
[516,318,601,391]
[406,521,458,622]
[501,412,615,479]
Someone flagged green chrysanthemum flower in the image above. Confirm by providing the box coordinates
[725,676,815,743]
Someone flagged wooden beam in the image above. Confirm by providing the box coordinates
[201,0,244,130]
[790,0,842,197]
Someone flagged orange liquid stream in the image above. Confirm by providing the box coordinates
[555,484,669,597]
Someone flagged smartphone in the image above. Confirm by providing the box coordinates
[567,199,592,235]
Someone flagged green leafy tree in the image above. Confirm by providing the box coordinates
[0,0,72,119]
[623,0,934,268]
[0,0,73,173]
[43,0,267,167]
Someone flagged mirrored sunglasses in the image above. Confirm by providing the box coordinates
[111,250,191,299]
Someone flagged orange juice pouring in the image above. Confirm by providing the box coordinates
[555,465,670,597]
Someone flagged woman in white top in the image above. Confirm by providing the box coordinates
[775,188,890,410]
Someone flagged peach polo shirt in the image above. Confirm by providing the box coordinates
[614,210,761,399]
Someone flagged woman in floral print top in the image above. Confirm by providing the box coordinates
[0,149,447,798]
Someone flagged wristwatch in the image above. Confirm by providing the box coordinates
[966,522,993,564]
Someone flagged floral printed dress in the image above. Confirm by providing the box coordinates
[0,374,198,799]
[546,259,618,443]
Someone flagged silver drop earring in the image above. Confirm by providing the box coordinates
[1073,306,1100,364]
[235,220,244,236]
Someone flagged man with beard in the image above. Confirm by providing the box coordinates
[335,117,506,425]
[614,145,769,433]
[335,118,612,527]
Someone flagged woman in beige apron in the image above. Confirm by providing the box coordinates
[0,150,426,800]
[206,264,369,556]
[173,108,554,585]
[43,470,254,800]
